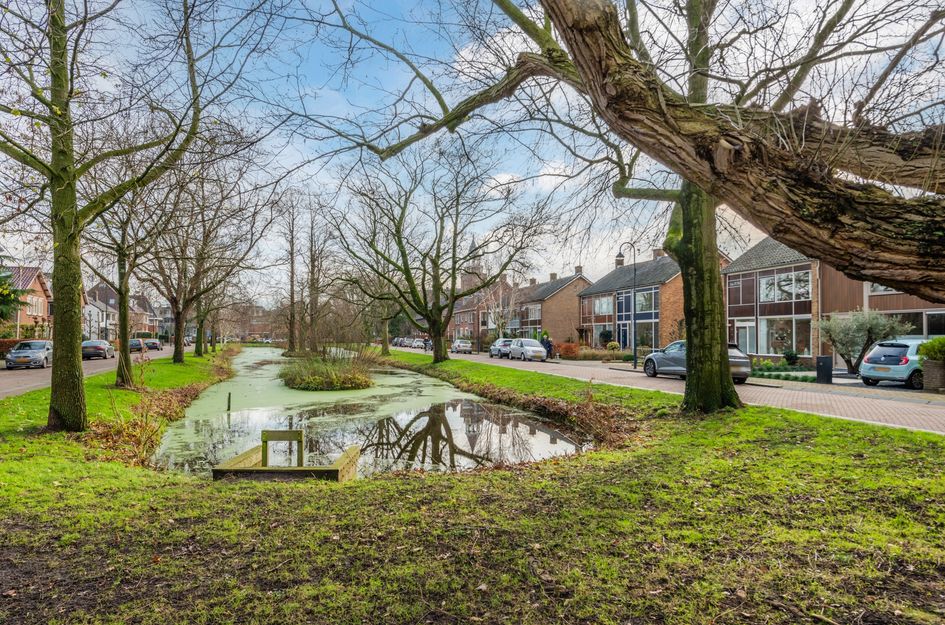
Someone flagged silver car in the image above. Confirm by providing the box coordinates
[643,341,751,384]
[509,338,547,362]
[451,339,472,354]
[489,338,513,359]
[5,340,53,370]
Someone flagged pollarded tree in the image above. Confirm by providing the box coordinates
[0,0,282,430]
[333,146,552,363]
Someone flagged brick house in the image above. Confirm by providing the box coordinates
[3,266,53,338]
[510,268,591,342]
[578,251,683,349]
[722,237,945,363]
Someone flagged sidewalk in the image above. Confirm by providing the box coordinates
[442,351,945,435]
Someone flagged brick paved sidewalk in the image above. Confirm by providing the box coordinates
[435,351,945,435]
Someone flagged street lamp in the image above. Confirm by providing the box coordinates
[618,241,638,368]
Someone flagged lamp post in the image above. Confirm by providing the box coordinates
[618,241,638,368]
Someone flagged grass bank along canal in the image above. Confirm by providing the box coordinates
[153,347,582,476]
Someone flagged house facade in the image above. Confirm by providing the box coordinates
[509,269,590,342]
[723,237,945,363]
[3,266,53,338]
[578,251,692,350]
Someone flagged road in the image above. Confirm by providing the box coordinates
[0,346,193,399]
[407,349,945,436]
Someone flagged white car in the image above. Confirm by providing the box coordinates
[411,338,425,348]
[509,338,547,362]
[451,339,472,354]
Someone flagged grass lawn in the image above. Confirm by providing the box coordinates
[2,351,944,624]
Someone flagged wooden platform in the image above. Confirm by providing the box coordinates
[212,444,360,482]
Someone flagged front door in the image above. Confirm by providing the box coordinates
[617,323,630,349]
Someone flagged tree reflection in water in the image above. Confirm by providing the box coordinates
[155,398,579,476]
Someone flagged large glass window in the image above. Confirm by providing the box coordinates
[593,296,613,315]
[776,272,793,302]
[759,317,811,355]
[635,290,657,313]
[759,270,810,302]
[889,312,923,337]
[735,321,756,354]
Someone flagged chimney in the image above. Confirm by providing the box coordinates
[574,265,583,275]
[615,251,625,268]
[652,248,666,259]
[529,278,537,286]
[549,272,558,281]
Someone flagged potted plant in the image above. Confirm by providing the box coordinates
[918,337,945,392]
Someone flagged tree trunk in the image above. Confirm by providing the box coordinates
[381,318,390,356]
[115,254,133,388]
[172,310,186,363]
[288,236,296,352]
[668,185,742,412]
[210,323,217,353]
[47,226,87,431]
[430,322,448,363]
[195,315,205,357]
[46,1,86,431]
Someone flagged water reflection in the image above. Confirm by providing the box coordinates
[152,348,580,476]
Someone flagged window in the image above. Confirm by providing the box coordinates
[728,278,741,305]
[735,322,756,354]
[794,271,811,300]
[593,295,613,315]
[635,290,657,313]
[889,312,923,337]
[634,320,657,349]
[758,317,811,355]
[776,272,793,302]
[760,270,809,302]
[525,304,541,320]
[760,276,776,302]
[870,282,899,294]
[929,313,945,337]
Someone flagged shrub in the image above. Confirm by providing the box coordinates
[919,336,945,362]
[279,350,374,391]
[557,342,580,359]
[599,329,613,345]
[621,353,633,362]
[782,349,799,366]
[606,341,620,352]
[0,338,22,357]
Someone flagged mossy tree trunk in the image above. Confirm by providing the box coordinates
[172,308,186,363]
[381,318,390,356]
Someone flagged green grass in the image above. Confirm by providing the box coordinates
[2,351,945,624]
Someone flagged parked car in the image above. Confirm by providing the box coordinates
[412,338,425,348]
[489,338,513,359]
[129,338,145,353]
[859,339,926,389]
[509,338,547,362]
[144,339,162,351]
[393,337,404,346]
[5,340,53,369]
[451,339,473,354]
[81,340,115,360]
[643,341,751,384]
[183,337,192,346]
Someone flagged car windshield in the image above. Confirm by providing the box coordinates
[498,339,512,345]
[14,341,45,350]
[523,339,542,347]
[727,346,748,358]
[82,341,104,346]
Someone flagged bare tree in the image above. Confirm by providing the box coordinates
[333,146,552,362]
[0,0,282,430]
[146,148,282,363]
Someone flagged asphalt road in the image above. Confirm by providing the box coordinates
[0,345,193,399]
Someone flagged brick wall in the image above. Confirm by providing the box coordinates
[658,274,685,347]
[539,276,591,343]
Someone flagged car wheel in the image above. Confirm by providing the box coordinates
[5,365,12,370]
[733,377,747,385]
[488,352,493,358]
[41,358,47,369]
[861,377,879,386]
[907,370,924,390]
[643,359,657,377]
[520,353,526,361]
